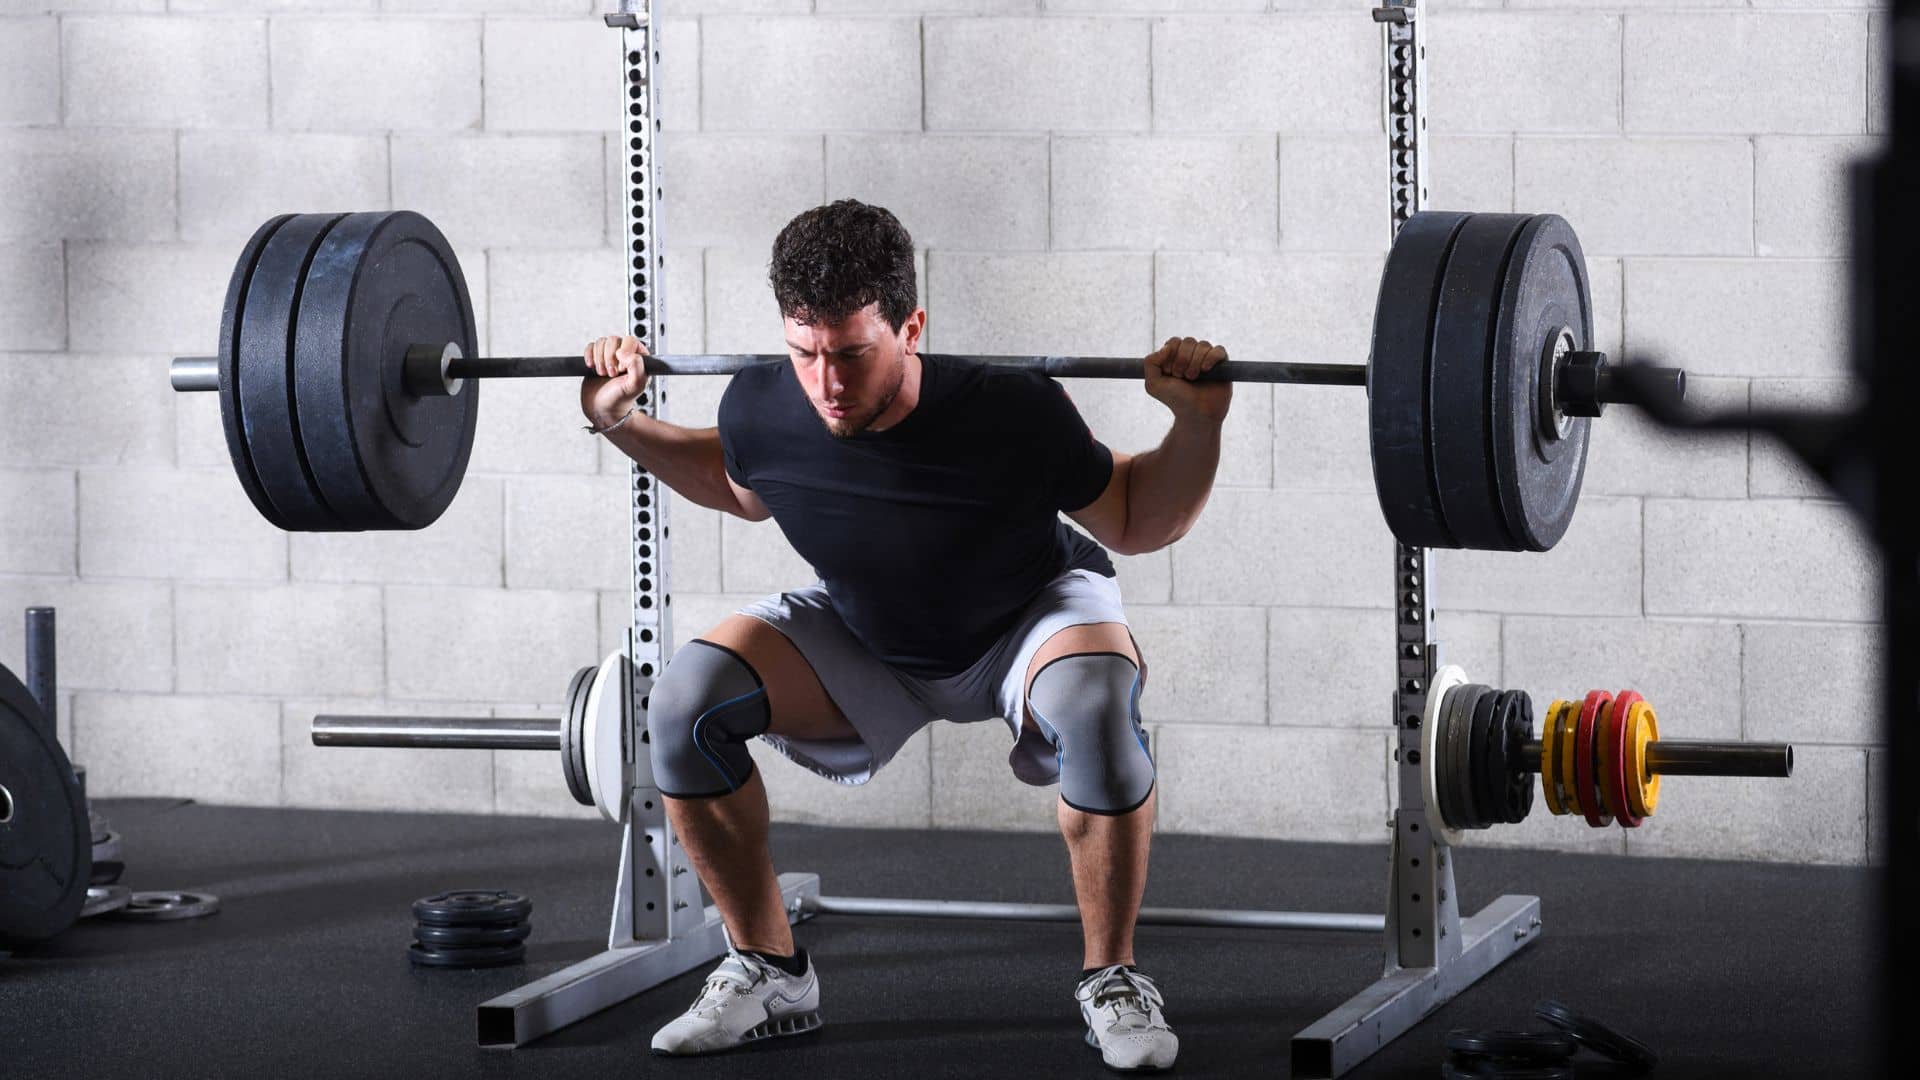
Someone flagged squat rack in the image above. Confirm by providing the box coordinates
[461,3,1537,1076]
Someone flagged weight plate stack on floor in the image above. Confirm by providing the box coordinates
[1443,1027,1578,1078]
[409,889,532,969]
[1534,998,1658,1074]
[0,664,89,946]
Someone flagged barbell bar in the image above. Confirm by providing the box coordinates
[168,209,1687,549]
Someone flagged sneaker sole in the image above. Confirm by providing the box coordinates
[650,1010,824,1057]
[1083,1027,1176,1073]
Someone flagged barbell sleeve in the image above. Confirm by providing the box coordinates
[312,714,560,751]
[1514,739,1792,778]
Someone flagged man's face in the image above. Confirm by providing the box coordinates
[783,303,923,437]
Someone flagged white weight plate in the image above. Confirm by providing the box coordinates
[581,651,635,825]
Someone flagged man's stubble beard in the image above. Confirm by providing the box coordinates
[820,354,907,438]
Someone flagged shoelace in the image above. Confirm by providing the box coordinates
[688,951,774,1017]
[1083,967,1163,1029]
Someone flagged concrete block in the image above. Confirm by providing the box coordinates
[719,515,814,596]
[1,355,172,468]
[1755,136,1882,258]
[1588,256,1623,361]
[391,135,606,252]
[0,129,174,242]
[64,15,266,128]
[1429,136,1515,214]
[1749,379,1862,498]
[1582,375,1748,498]
[931,717,1067,833]
[466,377,602,477]
[292,477,503,588]
[272,17,479,132]
[1435,496,1643,617]
[1627,745,1865,865]
[703,247,785,354]
[1871,12,1889,135]
[1504,615,1742,742]
[504,473,631,591]
[1625,14,1868,135]
[174,385,228,470]
[824,0,1035,10]
[1743,620,1881,746]
[385,585,598,702]
[1271,384,1369,493]
[1153,16,1377,134]
[1125,604,1265,726]
[826,135,1047,252]
[1430,13,1621,133]
[1171,490,1395,609]
[1066,377,1271,490]
[383,0,585,11]
[928,252,1152,356]
[488,247,626,356]
[1869,747,1886,866]
[1279,136,1387,253]
[1155,253,1382,373]
[282,698,496,814]
[1272,607,1501,730]
[661,498,723,594]
[0,578,171,693]
[179,134,389,244]
[1155,725,1389,843]
[759,727,933,829]
[79,469,288,582]
[0,468,73,574]
[1627,258,1849,379]
[1645,499,1877,622]
[484,17,619,132]
[0,243,64,350]
[494,706,599,820]
[1045,0,1260,10]
[0,18,58,125]
[658,17,698,133]
[1516,138,1753,257]
[1111,547,1171,605]
[68,244,233,355]
[927,18,1146,132]
[704,17,919,132]
[71,692,281,805]
[176,583,383,697]
[657,135,824,249]
[1053,136,1277,251]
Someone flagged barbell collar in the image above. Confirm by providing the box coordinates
[312,714,559,751]
[1557,351,1688,418]
[1515,738,1791,778]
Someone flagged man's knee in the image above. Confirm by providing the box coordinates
[647,639,771,798]
[1027,652,1155,815]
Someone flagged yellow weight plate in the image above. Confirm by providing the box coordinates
[1626,699,1661,818]
[1559,696,1583,822]
[1540,700,1568,816]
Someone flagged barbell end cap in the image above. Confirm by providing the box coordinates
[170,356,219,393]
[402,342,466,398]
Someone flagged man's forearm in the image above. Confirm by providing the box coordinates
[599,414,743,515]
[1120,415,1223,553]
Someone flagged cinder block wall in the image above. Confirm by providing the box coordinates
[0,1,1885,867]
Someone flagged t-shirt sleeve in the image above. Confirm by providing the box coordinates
[1037,378,1114,512]
[717,375,752,489]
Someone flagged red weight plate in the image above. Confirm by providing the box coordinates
[1574,690,1614,828]
[1608,689,1646,827]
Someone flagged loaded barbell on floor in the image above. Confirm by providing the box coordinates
[313,652,637,825]
[167,209,1686,551]
[1420,665,1794,842]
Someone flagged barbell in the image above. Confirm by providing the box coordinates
[168,209,1686,550]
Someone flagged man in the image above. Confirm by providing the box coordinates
[580,200,1228,1072]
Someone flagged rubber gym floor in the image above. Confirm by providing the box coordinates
[1,798,1872,1079]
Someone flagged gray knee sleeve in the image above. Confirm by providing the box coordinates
[646,640,771,799]
[1027,652,1155,815]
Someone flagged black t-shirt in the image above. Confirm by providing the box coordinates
[718,352,1117,677]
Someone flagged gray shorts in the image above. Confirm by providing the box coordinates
[734,567,1139,788]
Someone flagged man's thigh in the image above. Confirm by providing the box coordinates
[692,614,858,742]
[1020,621,1141,739]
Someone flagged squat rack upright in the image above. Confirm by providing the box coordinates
[461,4,1538,1076]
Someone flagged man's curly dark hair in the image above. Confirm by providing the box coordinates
[768,200,918,331]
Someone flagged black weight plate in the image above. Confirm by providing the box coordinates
[1535,998,1657,1073]
[1480,691,1514,826]
[1443,1064,1573,1080]
[561,665,595,808]
[217,214,296,529]
[296,211,478,531]
[90,859,124,886]
[412,889,533,928]
[1369,210,1473,549]
[1446,1028,1576,1063]
[0,663,89,945]
[1504,691,1537,824]
[1492,214,1593,552]
[408,941,526,969]
[1446,684,1485,832]
[1430,212,1532,551]
[237,212,351,530]
[1433,685,1464,829]
[1468,686,1503,829]
[414,920,531,949]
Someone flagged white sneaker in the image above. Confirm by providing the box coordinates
[650,947,822,1056]
[1076,964,1178,1072]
